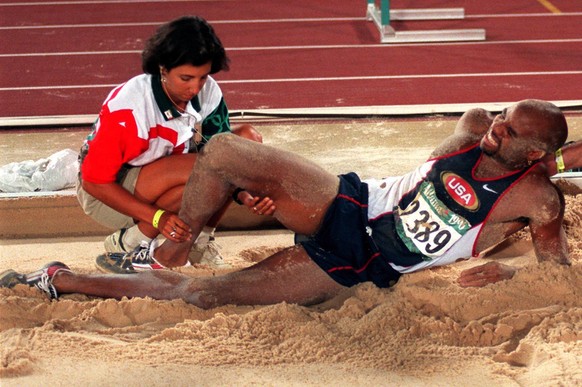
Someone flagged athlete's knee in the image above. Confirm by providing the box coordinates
[148,270,196,297]
[203,133,233,157]
[232,124,263,143]
[184,290,219,309]
[199,133,240,171]
[180,278,219,309]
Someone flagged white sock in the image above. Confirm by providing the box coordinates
[148,235,191,267]
[123,225,152,250]
[147,239,167,268]
[195,226,215,246]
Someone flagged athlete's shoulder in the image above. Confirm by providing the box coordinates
[429,134,480,160]
[496,168,561,219]
[519,167,560,197]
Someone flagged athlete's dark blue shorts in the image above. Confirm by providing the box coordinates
[299,172,402,288]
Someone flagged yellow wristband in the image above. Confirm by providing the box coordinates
[152,209,165,229]
[555,148,565,173]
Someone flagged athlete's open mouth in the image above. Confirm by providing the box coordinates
[484,130,499,148]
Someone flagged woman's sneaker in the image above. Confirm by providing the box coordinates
[0,261,71,299]
[96,241,165,274]
[188,237,231,268]
[104,228,131,254]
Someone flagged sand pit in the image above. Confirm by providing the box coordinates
[1,117,581,386]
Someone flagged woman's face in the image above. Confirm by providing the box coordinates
[162,62,212,107]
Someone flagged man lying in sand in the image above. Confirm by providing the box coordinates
[1,99,581,307]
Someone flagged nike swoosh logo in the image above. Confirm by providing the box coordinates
[482,184,498,194]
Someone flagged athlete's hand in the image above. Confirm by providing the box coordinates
[457,261,517,287]
[158,211,192,242]
[236,190,276,216]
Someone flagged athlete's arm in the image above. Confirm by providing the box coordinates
[453,108,495,136]
[457,261,517,288]
[541,140,582,176]
[527,183,570,265]
[430,108,495,158]
[458,176,570,288]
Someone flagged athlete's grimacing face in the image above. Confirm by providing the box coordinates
[162,62,212,106]
[480,102,548,169]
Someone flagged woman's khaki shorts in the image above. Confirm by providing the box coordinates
[76,167,141,230]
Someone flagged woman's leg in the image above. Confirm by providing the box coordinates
[133,153,197,235]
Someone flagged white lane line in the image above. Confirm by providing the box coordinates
[0,0,218,5]
[0,18,360,29]
[0,22,160,30]
[467,12,582,18]
[1,70,580,91]
[0,50,141,57]
[1,12,582,29]
[218,70,582,84]
[1,38,581,58]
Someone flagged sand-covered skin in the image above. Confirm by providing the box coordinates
[1,116,581,386]
[0,197,581,386]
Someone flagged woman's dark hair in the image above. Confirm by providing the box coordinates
[142,16,230,74]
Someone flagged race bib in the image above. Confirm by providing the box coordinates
[395,181,471,259]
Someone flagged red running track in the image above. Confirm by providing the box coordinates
[0,0,581,120]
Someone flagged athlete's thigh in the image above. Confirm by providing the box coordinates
[253,146,339,233]
[205,134,340,233]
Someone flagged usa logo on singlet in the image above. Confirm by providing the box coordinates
[441,172,480,211]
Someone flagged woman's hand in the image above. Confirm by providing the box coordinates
[235,190,276,216]
[158,211,192,242]
[457,261,517,288]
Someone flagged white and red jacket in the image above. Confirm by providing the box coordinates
[80,73,231,184]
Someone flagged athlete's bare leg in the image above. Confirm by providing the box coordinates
[131,125,262,245]
[51,245,345,308]
[154,133,340,267]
